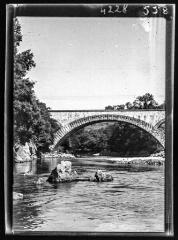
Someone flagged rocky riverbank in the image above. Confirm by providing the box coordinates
[14,141,37,163]
[13,142,76,163]
[125,157,164,166]
[42,152,76,159]
[77,156,165,166]
[14,143,164,167]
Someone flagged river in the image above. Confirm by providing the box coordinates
[13,157,164,232]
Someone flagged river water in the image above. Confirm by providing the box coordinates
[13,157,164,232]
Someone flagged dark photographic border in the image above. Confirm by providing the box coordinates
[5,3,174,236]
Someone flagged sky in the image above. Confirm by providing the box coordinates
[17,17,166,110]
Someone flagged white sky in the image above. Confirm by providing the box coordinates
[17,17,166,110]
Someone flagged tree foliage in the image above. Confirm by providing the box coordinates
[13,18,59,152]
[105,93,165,110]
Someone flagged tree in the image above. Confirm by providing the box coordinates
[125,102,133,109]
[32,101,59,152]
[114,104,125,110]
[135,93,159,109]
[105,93,164,110]
[14,18,37,144]
[13,18,59,152]
[105,105,114,111]
[132,99,142,109]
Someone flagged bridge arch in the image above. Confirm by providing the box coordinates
[154,119,165,129]
[52,114,165,150]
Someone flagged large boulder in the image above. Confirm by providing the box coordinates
[14,142,35,163]
[57,161,72,173]
[14,143,31,162]
[47,161,78,183]
[13,149,23,162]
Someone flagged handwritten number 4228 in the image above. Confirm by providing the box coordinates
[100,5,128,15]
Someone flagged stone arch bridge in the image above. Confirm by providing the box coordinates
[49,110,165,150]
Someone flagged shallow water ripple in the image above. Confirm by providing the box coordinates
[13,158,164,232]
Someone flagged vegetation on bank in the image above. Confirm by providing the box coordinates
[13,18,59,155]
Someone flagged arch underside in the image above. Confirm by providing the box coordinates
[52,114,165,150]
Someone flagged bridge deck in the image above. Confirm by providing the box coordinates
[49,109,165,112]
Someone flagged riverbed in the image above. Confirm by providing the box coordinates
[13,157,165,232]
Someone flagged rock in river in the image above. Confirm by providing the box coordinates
[92,169,113,182]
[34,177,47,185]
[47,161,78,183]
[13,192,23,200]
[47,161,113,183]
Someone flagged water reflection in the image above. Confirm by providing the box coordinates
[13,157,164,232]
[14,162,32,175]
[14,157,61,176]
